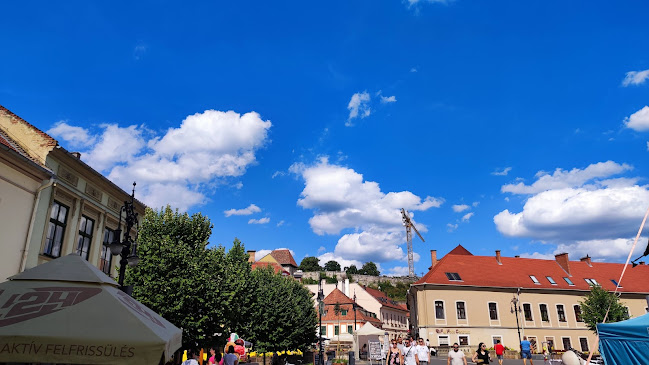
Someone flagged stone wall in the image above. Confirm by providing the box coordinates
[301,271,416,286]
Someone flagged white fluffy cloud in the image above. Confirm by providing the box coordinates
[624,106,649,132]
[452,204,470,213]
[622,69,649,86]
[248,217,270,225]
[346,92,371,125]
[47,121,97,148]
[224,204,262,217]
[496,161,649,261]
[461,212,474,222]
[57,110,271,211]
[293,157,441,264]
[380,95,397,103]
[386,266,410,277]
[501,161,632,194]
[520,238,646,262]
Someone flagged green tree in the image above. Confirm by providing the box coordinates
[360,262,380,276]
[126,206,223,348]
[345,265,359,275]
[246,266,318,351]
[580,285,630,333]
[221,239,255,339]
[299,256,322,272]
[324,260,341,271]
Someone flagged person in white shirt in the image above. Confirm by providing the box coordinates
[447,343,467,365]
[402,338,417,365]
[397,337,405,354]
[415,338,430,365]
[183,349,199,365]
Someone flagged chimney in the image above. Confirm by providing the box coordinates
[640,261,645,265]
[555,253,571,275]
[514,255,520,258]
[496,250,502,265]
[247,250,256,263]
[580,255,592,267]
[344,278,350,297]
[429,250,437,270]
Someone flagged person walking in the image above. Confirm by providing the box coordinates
[471,343,491,364]
[223,345,239,365]
[520,336,534,365]
[386,339,403,365]
[402,338,417,365]
[494,340,504,365]
[447,343,467,365]
[397,337,405,354]
[183,349,199,365]
[415,338,429,365]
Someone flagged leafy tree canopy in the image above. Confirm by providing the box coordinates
[324,260,341,272]
[345,265,359,275]
[580,285,630,333]
[299,256,322,272]
[359,261,380,276]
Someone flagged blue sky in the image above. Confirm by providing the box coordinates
[2,1,649,276]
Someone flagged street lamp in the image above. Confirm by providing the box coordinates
[510,292,523,358]
[317,277,325,365]
[104,182,140,293]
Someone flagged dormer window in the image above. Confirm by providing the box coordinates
[546,276,557,285]
[611,279,622,288]
[585,278,599,286]
[563,277,574,286]
[445,272,462,281]
[530,275,540,284]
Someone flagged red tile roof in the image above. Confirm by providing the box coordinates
[251,261,290,276]
[447,244,473,256]
[321,289,382,326]
[363,286,408,312]
[415,245,649,294]
[270,249,298,267]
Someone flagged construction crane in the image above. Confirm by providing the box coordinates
[401,208,425,278]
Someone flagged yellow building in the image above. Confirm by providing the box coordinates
[0,105,145,281]
[407,245,649,354]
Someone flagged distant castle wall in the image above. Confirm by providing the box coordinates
[301,271,415,286]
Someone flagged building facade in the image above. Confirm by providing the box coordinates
[407,245,649,354]
[307,279,409,339]
[319,288,383,342]
[0,105,145,281]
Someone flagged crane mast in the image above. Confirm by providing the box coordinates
[401,208,425,278]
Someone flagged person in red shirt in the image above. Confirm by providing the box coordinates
[494,340,505,365]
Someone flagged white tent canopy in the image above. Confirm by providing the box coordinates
[0,254,182,364]
[353,323,387,360]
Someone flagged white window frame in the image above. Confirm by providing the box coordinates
[434,300,447,324]
[457,334,470,346]
[556,303,567,325]
[455,300,468,324]
[546,276,557,285]
[561,336,572,351]
[545,336,556,351]
[437,335,450,347]
[529,275,540,284]
[539,303,551,326]
[527,336,539,354]
[573,304,584,324]
[488,302,501,325]
[522,302,534,323]
[563,277,575,286]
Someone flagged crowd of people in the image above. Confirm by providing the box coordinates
[385,335,536,365]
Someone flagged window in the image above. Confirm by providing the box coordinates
[43,201,69,257]
[546,276,557,285]
[334,325,339,335]
[341,310,348,315]
[540,304,549,322]
[458,336,469,346]
[579,338,589,352]
[488,302,498,320]
[99,228,115,275]
[492,336,502,345]
[523,303,533,321]
[557,305,566,322]
[445,272,462,281]
[529,275,540,284]
[611,279,622,288]
[456,302,466,320]
[347,325,353,333]
[76,216,95,260]
[320,326,326,335]
[435,301,445,319]
[584,278,599,286]
[563,277,574,286]
[438,336,449,346]
[562,337,571,350]
[574,305,583,322]
[528,337,538,353]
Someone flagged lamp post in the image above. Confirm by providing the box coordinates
[318,278,325,365]
[104,182,140,293]
[510,292,523,358]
